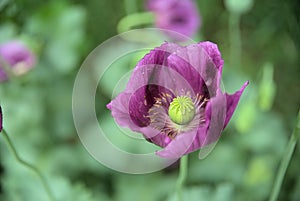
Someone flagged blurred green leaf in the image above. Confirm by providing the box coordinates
[98,54,132,97]
[189,142,246,184]
[115,173,176,201]
[291,177,300,201]
[99,112,159,154]
[224,0,253,14]
[244,157,272,186]
[235,99,257,134]
[213,183,235,201]
[0,0,9,11]
[238,112,287,157]
[167,183,234,201]
[167,186,211,201]
[0,23,17,43]
[25,2,86,73]
[241,155,274,201]
[258,63,276,111]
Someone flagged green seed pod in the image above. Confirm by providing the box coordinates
[168,96,196,125]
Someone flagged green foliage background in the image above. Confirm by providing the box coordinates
[0,0,299,200]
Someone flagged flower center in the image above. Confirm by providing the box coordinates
[168,96,196,125]
[171,16,187,25]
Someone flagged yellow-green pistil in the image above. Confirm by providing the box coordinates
[168,96,196,125]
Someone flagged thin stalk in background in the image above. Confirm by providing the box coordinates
[116,11,161,44]
[176,155,188,201]
[268,109,300,201]
[117,12,155,34]
[124,0,137,15]
[229,13,242,69]
[1,129,56,201]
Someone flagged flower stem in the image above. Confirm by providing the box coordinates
[268,109,300,201]
[229,12,241,69]
[176,155,188,201]
[116,12,162,44]
[117,12,155,34]
[1,129,56,201]
[124,0,137,15]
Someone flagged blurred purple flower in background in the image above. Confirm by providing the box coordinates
[147,0,201,39]
[108,41,248,158]
[0,40,36,81]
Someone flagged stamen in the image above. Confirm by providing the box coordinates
[147,93,208,139]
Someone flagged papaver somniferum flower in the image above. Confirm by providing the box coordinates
[0,40,36,81]
[147,0,201,39]
[107,41,248,159]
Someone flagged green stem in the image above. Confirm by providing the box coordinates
[117,12,155,34]
[124,0,137,15]
[116,12,161,44]
[229,12,241,69]
[1,129,56,201]
[268,109,300,201]
[176,155,188,201]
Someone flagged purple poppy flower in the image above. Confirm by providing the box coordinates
[147,0,201,40]
[0,40,36,81]
[107,41,248,159]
